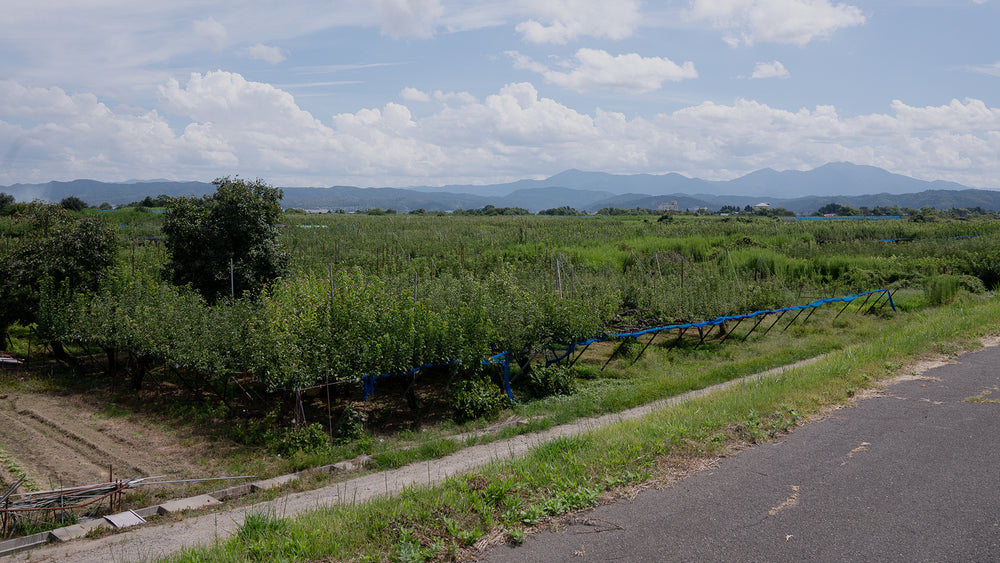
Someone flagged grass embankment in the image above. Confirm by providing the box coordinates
[162,295,1000,562]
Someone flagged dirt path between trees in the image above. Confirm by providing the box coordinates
[2,355,840,563]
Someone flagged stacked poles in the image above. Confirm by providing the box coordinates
[1,477,140,536]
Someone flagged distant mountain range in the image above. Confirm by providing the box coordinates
[4,162,999,214]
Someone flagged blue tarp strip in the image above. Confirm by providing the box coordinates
[361,289,893,401]
[607,289,891,340]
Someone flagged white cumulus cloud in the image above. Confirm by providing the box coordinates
[509,49,698,93]
[246,44,287,64]
[515,0,642,44]
[750,61,790,79]
[4,73,1000,189]
[400,87,432,102]
[687,0,866,46]
[193,16,229,49]
[374,0,444,38]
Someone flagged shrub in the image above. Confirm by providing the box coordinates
[267,422,331,457]
[334,404,367,443]
[449,377,506,423]
[956,274,986,294]
[925,274,961,305]
[517,364,577,399]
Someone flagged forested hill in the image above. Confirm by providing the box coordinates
[3,163,1000,213]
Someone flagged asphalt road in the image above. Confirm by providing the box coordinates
[483,345,1000,562]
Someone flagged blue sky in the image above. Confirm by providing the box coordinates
[2,0,999,190]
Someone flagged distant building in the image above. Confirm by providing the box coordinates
[753,202,771,210]
[658,200,679,211]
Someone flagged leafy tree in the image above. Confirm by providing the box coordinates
[910,207,941,223]
[139,195,167,208]
[538,206,582,216]
[0,203,117,348]
[756,206,796,217]
[40,269,253,390]
[59,196,88,212]
[163,177,289,302]
[453,205,532,216]
[816,203,858,216]
[0,192,14,213]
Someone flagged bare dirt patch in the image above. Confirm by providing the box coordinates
[0,390,223,493]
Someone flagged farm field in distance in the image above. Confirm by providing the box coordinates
[2,200,1000,556]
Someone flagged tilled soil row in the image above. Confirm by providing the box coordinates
[0,392,217,492]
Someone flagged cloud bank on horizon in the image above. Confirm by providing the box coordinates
[1,0,999,189]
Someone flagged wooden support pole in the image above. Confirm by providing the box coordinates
[601,338,630,371]
[760,310,787,338]
[720,317,744,343]
[851,292,875,316]
[782,308,805,332]
[802,306,818,324]
[671,327,689,349]
[631,331,660,366]
[741,314,767,342]
[834,298,855,320]
[568,342,592,368]
[866,290,888,313]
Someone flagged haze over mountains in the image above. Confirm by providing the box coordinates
[3,162,999,214]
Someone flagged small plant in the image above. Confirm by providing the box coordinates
[517,364,577,399]
[739,407,800,444]
[266,422,331,457]
[237,510,287,543]
[518,504,545,525]
[508,527,525,545]
[449,377,505,423]
[231,410,280,446]
[390,529,432,563]
[458,526,485,546]
[610,337,641,360]
[334,404,367,443]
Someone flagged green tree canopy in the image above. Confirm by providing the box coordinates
[59,195,88,212]
[0,203,117,345]
[0,192,14,213]
[816,203,859,216]
[538,206,582,216]
[162,176,289,302]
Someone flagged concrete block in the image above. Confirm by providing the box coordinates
[0,531,52,556]
[250,472,301,491]
[156,494,221,514]
[211,482,254,501]
[104,509,146,529]
[49,518,109,542]
[133,505,161,519]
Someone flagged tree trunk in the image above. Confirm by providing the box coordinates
[50,340,81,371]
[103,345,118,380]
[129,354,150,391]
